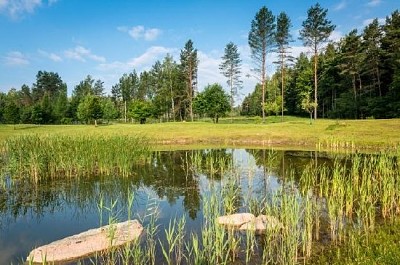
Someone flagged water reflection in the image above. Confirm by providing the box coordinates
[0,148,338,264]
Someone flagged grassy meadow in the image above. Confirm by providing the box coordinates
[0,117,399,150]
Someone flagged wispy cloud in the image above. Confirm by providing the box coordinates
[64,46,106,63]
[329,30,344,42]
[4,51,30,66]
[118,25,162,41]
[0,0,57,19]
[362,17,386,26]
[38,49,62,62]
[366,0,382,7]
[334,0,347,11]
[98,46,174,72]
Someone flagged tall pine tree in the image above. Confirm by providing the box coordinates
[219,42,242,120]
[248,6,276,122]
[300,3,335,119]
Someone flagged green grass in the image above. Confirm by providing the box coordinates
[309,219,400,265]
[0,117,399,150]
[2,134,150,181]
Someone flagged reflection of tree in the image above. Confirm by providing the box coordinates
[132,149,234,219]
[192,149,233,180]
[246,149,339,189]
[134,151,200,219]
[0,174,139,229]
[0,149,233,227]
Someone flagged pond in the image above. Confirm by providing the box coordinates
[0,148,398,264]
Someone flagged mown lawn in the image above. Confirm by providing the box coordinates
[0,117,399,150]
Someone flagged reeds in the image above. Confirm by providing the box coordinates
[2,134,150,181]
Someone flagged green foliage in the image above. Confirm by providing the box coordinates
[3,100,20,125]
[264,96,283,116]
[77,95,103,125]
[193,84,230,123]
[129,100,154,124]
[101,97,118,123]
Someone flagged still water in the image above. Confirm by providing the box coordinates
[0,149,331,264]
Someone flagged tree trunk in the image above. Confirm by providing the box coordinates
[314,47,318,120]
[124,100,127,123]
[230,70,234,123]
[262,49,266,123]
[281,51,285,122]
[376,67,381,97]
[189,64,194,122]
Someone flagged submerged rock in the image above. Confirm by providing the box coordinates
[239,215,282,234]
[27,219,143,263]
[217,213,255,227]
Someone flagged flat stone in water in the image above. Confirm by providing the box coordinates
[217,213,255,227]
[27,219,143,263]
[239,215,282,234]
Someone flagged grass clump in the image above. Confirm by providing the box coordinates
[309,219,400,265]
[2,134,150,181]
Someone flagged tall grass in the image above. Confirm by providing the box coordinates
[2,134,150,181]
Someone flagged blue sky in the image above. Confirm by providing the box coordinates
[0,0,398,99]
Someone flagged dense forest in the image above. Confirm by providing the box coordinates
[0,6,399,124]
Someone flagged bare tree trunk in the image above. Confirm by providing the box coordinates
[188,64,194,122]
[281,51,285,122]
[124,100,127,123]
[376,68,381,97]
[170,80,175,122]
[314,47,318,120]
[262,49,266,123]
[230,69,234,123]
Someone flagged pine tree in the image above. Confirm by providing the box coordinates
[300,3,336,119]
[180,40,198,121]
[248,6,276,122]
[275,12,292,121]
[219,42,242,120]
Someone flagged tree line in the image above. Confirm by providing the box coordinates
[0,40,233,125]
[1,4,399,125]
[243,6,400,120]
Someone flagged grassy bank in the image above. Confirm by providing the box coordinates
[0,117,399,150]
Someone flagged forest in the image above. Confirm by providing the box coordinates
[0,6,399,125]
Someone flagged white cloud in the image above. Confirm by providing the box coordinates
[128,26,144,39]
[0,0,58,18]
[38,49,62,62]
[98,46,174,73]
[64,46,106,63]
[197,51,223,90]
[129,46,171,67]
[362,17,386,27]
[366,0,382,7]
[334,1,347,11]
[329,30,344,42]
[144,28,162,41]
[4,51,29,66]
[118,25,162,41]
